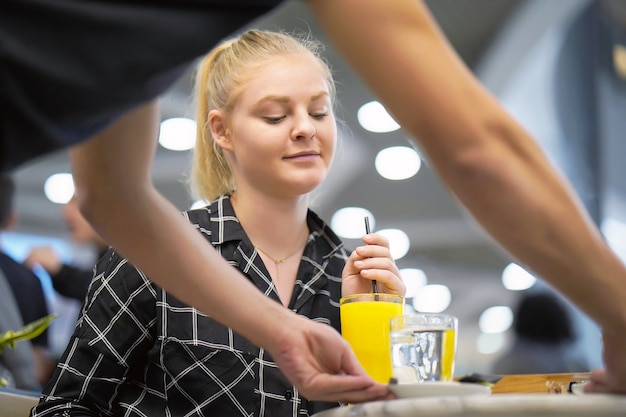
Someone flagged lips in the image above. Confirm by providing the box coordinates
[284,151,320,159]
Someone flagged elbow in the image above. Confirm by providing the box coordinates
[448,145,508,186]
[436,117,533,193]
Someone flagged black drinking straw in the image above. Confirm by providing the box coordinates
[364,216,378,294]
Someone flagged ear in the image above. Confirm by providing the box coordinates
[208,110,233,152]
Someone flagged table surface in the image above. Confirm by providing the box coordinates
[312,373,626,417]
[490,372,589,394]
[0,389,39,417]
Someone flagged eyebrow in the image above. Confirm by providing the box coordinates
[257,91,330,105]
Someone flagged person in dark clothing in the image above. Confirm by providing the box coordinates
[0,255,49,348]
[491,292,590,375]
[0,174,55,388]
[0,268,41,391]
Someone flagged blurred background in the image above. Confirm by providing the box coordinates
[4,0,626,375]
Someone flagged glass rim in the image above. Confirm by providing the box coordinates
[340,293,405,304]
[389,313,458,328]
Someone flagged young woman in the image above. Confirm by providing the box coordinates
[31,30,405,417]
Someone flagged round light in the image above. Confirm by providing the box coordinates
[375,146,421,180]
[331,207,375,239]
[478,306,513,334]
[376,228,410,260]
[159,117,197,151]
[412,284,451,313]
[400,268,428,298]
[43,173,75,204]
[357,101,400,133]
[501,263,536,291]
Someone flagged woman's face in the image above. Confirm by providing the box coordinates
[217,53,337,198]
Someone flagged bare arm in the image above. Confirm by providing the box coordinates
[68,100,388,402]
[310,0,626,356]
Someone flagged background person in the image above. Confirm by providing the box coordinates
[24,196,108,302]
[1,0,626,397]
[0,175,55,389]
[0,268,41,391]
[32,30,404,417]
[491,292,590,375]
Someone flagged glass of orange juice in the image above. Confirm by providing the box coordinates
[340,293,404,383]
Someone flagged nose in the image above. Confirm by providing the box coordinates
[291,113,316,141]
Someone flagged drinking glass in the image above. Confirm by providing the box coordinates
[340,293,404,383]
[390,313,458,383]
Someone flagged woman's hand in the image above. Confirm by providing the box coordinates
[342,233,405,296]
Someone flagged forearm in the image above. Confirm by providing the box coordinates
[311,0,626,333]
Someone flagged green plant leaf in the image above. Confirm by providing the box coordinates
[0,314,57,353]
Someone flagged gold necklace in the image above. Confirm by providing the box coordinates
[254,244,304,281]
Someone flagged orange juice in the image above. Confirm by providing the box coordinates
[340,294,404,383]
[441,328,457,380]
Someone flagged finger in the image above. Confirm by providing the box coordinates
[354,257,397,272]
[585,369,608,393]
[362,233,390,248]
[360,269,404,293]
[586,368,626,394]
[355,244,391,259]
[303,375,391,403]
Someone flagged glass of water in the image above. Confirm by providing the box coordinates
[389,313,458,383]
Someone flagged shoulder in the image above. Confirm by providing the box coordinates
[91,248,157,297]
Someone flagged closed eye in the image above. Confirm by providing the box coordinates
[264,116,286,124]
[311,112,329,120]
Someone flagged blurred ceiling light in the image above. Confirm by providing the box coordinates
[376,228,410,260]
[357,101,400,133]
[375,146,422,180]
[478,306,513,334]
[159,117,196,151]
[331,207,375,239]
[412,284,451,313]
[476,332,506,355]
[614,44,626,80]
[400,268,428,298]
[44,173,75,204]
[501,262,537,291]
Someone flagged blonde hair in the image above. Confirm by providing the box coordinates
[190,29,336,202]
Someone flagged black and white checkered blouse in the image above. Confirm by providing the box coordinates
[32,195,349,417]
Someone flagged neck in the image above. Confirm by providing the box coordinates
[230,191,309,255]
